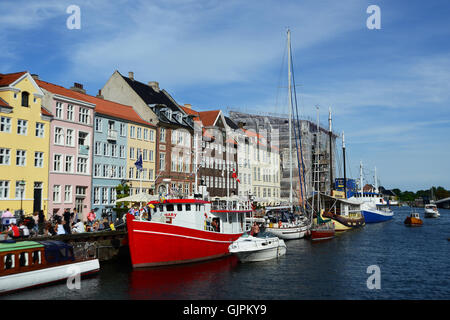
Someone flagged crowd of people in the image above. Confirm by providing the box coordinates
[1,208,121,240]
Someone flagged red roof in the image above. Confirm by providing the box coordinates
[37,79,154,127]
[41,107,53,117]
[198,110,221,127]
[0,97,11,108]
[0,71,26,87]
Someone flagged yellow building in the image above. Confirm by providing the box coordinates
[0,72,52,217]
[127,122,157,195]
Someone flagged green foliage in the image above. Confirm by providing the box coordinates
[394,186,450,202]
[114,182,130,220]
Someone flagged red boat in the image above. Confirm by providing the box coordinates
[126,197,251,268]
[310,215,335,241]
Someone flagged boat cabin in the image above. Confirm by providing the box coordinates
[0,240,75,277]
[140,198,250,234]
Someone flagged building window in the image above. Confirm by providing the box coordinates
[143,149,148,161]
[53,154,62,172]
[65,155,73,173]
[64,185,72,203]
[119,145,125,158]
[129,147,135,159]
[160,128,166,142]
[35,122,44,138]
[34,152,43,168]
[110,188,116,204]
[120,123,126,137]
[102,188,108,204]
[67,104,74,121]
[143,128,148,140]
[159,153,165,171]
[16,150,26,166]
[77,157,88,174]
[94,164,101,177]
[53,185,61,203]
[15,181,25,199]
[95,142,102,156]
[128,167,134,179]
[95,118,102,132]
[137,127,142,139]
[54,127,64,145]
[149,150,154,161]
[149,168,153,181]
[0,148,11,165]
[66,129,74,146]
[150,129,155,142]
[0,116,11,133]
[55,102,63,119]
[0,180,10,199]
[76,186,87,197]
[111,144,117,157]
[79,108,89,124]
[93,187,100,205]
[21,91,30,107]
[103,164,108,177]
[130,126,136,138]
[103,143,109,156]
[17,119,28,135]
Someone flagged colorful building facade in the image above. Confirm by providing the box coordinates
[0,72,52,217]
[37,79,94,221]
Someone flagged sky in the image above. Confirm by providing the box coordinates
[1,0,449,191]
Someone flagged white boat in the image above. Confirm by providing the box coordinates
[0,240,99,294]
[264,206,309,240]
[424,204,440,218]
[229,235,286,262]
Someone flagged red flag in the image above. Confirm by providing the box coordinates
[232,169,240,183]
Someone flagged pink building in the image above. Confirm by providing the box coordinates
[37,78,94,221]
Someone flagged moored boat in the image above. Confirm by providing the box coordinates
[424,204,440,218]
[126,196,250,268]
[263,206,309,240]
[0,240,100,294]
[229,234,286,262]
[310,211,335,241]
[404,212,423,226]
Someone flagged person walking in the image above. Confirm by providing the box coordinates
[63,209,72,234]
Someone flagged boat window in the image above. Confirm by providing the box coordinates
[32,250,41,264]
[19,252,28,267]
[166,204,174,211]
[177,204,183,211]
[185,204,191,211]
[4,254,14,270]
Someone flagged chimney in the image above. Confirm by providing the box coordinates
[148,81,160,92]
[70,82,86,94]
[128,71,134,80]
[31,74,39,80]
[96,89,104,99]
[184,103,191,109]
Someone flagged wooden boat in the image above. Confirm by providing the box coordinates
[310,210,335,241]
[318,195,365,232]
[0,240,100,294]
[404,212,423,226]
[229,234,286,262]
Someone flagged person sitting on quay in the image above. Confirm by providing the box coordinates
[8,222,21,239]
[19,221,30,238]
[72,219,85,233]
[87,210,96,227]
[102,217,110,230]
[91,220,100,232]
[55,221,66,235]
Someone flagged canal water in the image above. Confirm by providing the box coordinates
[2,207,449,300]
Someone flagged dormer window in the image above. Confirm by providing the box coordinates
[21,91,30,107]
[167,110,172,120]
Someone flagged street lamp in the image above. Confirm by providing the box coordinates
[19,180,25,219]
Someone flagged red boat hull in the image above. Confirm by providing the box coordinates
[310,229,335,241]
[126,214,243,267]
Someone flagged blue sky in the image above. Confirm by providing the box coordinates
[1,0,449,191]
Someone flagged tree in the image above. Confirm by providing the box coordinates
[115,181,130,221]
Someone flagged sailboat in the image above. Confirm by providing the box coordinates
[424,187,440,218]
[309,107,335,241]
[320,128,365,232]
[264,29,309,240]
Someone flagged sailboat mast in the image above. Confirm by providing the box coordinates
[287,29,293,207]
[316,106,320,214]
[343,131,347,199]
[374,166,378,193]
[328,107,333,193]
[360,161,364,196]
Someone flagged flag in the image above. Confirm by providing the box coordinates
[135,154,143,171]
[232,169,240,183]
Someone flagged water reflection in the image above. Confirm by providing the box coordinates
[128,255,239,299]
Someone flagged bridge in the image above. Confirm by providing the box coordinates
[435,197,450,209]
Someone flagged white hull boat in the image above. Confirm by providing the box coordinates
[229,235,286,262]
[424,204,440,218]
[265,224,309,240]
